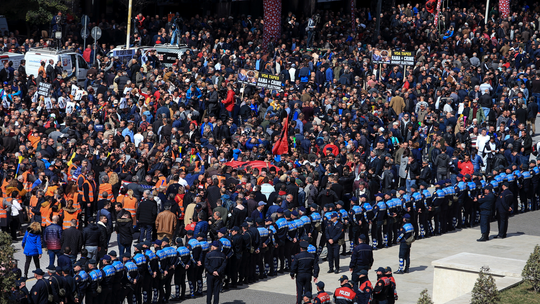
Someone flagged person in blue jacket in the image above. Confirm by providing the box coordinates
[22,221,43,278]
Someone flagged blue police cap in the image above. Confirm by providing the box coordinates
[403,214,411,219]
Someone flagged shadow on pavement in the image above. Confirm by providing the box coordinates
[407,265,428,273]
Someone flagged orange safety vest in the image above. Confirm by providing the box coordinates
[29,196,39,219]
[98,183,115,202]
[41,204,52,227]
[62,208,80,229]
[315,291,331,304]
[175,193,185,220]
[1,180,9,198]
[77,175,87,192]
[65,193,80,210]
[82,180,97,203]
[122,196,138,224]
[0,200,6,227]
[155,176,167,188]
[45,185,58,197]
[21,172,33,192]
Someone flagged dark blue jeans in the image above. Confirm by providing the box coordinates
[48,249,61,268]
[118,235,132,257]
[139,224,153,242]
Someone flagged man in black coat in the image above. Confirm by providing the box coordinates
[83,217,104,260]
[494,182,513,239]
[527,97,539,134]
[61,220,83,261]
[137,190,158,242]
[349,234,374,289]
[286,176,300,208]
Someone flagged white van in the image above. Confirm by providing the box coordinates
[0,52,24,70]
[152,44,190,67]
[25,47,89,85]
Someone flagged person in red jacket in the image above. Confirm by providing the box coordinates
[222,84,235,117]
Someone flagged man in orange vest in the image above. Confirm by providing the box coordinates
[98,176,115,203]
[67,157,82,182]
[81,173,98,226]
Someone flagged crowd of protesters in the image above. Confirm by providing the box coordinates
[2,0,540,303]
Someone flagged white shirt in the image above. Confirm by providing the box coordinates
[134,133,144,147]
[11,199,22,217]
[476,134,490,155]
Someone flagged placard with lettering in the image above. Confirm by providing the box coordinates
[38,82,53,97]
[256,73,283,91]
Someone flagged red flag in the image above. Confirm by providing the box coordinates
[499,0,510,19]
[272,116,289,155]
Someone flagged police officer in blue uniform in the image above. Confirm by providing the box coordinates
[110,251,125,304]
[275,208,289,273]
[30,269,49,304]
[142,241,159,303]
[255,218,270,279]
[494,182,513,239]
[326,213,344,274]
[348,234,373,289]
[133,244,148,304]
[87,259,102,304]
[217,228,233,289]
[73,262,88,304]
[530,160,540,211]
[205,241,227,304]
[477,185,495,242]
[263,218,277,277]
[230,226,243,288]
[290,240,320,304]
[360,195,374,245]
[172,238,191,300]
[349,197,363,251]
[122,253,139,304]
[309,204,322,249]
[394,214,414,274]
[99,255,116,304]
[185,230,200,297]
[372,193,386,249]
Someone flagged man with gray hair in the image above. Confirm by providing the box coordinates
[136,189,157,242]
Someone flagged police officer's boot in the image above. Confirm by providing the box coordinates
[170,286,180,301]
[477,234,488,242]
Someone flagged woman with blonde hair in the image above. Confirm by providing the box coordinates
[22,221,42,277]
[109,172,121,198]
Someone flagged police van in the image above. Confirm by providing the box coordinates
[106,45,155,64]
[107,44,190,67]
[24,47,89,85]
[0,52,24,70]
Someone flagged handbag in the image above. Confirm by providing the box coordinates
[40,279,53,303]
[51,276,66,297]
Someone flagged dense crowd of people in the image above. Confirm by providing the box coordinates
[2,0,540,303]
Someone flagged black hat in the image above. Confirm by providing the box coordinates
[108,250,118,257]
[359,234,367,240]
[88,259,97,265]
[123,253,131,258]
[46,266,56,271]
[338,275,349,282]
[197,233,206,238]
[316,281,325,289]
[299,241,309,248]
[33,269,45,276]
[502,181,509,187]
[359,269,368,276]
[175,238,184,246]
[375,267,386,272]
[162,237,170,243]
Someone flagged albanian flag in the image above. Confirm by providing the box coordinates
[426,0,436,14]
[272,116,289,155]
[499,0,510,19]
[262,0,281,52]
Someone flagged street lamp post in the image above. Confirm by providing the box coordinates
[126,0,133,48]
